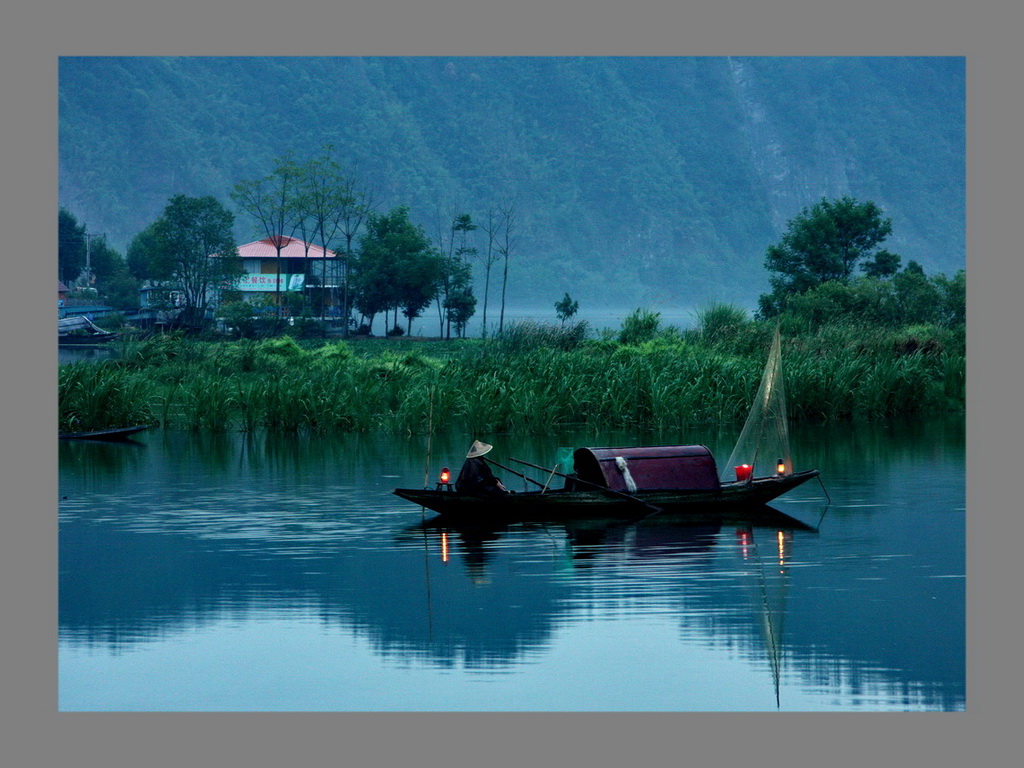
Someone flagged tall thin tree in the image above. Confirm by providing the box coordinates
[495,199,520,335]
[231,155,303,319]
[477,208,503,339]
[294,148,356,320]
[334,173,378,334]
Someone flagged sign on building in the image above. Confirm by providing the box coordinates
[235,274,305,292]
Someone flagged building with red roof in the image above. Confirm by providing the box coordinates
[228,236,341,310]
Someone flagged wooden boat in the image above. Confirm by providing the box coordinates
[58,315,118,344]
[394,327,823,523]
[393,469,819,522]
[59,424,150,441]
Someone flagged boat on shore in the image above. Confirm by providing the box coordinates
[59,315,118,344]
[59,424,150,441]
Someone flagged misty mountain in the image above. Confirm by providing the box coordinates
[58,56,964,309]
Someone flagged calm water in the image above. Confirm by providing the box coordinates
[58,419,964,711]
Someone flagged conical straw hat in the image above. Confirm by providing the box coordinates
[466,440,493,458]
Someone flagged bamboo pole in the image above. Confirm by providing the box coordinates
[507,456,663,515]
[482,456,548,489]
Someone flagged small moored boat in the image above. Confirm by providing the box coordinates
[59,425,150,441]
[59,315,118,344]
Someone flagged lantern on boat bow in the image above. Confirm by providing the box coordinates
[777,458,787,476]
[734,464,753,482]
[437,467,452,490]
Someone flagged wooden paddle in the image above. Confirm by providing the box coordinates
[507,456,663,516]
[481,456,549,490]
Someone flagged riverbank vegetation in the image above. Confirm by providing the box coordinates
[58,309,964,435]
[59,192,965,436]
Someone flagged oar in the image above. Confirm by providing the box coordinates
[482,456,549,490]
[541,464,560,493]
[507,456,663,516]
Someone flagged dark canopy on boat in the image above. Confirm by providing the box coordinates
[572,445,721,493]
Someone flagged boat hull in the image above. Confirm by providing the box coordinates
[394,469,820,522]
[59,334,118,345]
[59,425,150,441]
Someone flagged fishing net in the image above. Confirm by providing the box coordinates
[720,327,793,483]
[555,447,575,474]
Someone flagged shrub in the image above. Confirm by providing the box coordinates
[219,300,259,339]
[258,336,305,358]
[312,341,353,366]
[498,320,590,352]
[619,308,660,345]
[693,301,749,345]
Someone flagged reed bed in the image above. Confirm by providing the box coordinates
[62,322,964,435]
[59,363,155,433]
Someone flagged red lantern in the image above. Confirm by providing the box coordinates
[735,464,753,482]
[439,467,451,484]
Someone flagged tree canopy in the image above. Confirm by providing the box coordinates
[351,206,445,335]
[148,195,242,326]
[759,197,894,316]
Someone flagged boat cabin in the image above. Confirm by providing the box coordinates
[571,445,721,492]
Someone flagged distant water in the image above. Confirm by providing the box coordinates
[58,344,119,365]
[416,305,704,339]
[59,418,964,711]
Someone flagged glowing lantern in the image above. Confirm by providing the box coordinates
[776,458,786,475]
[735,464,753,482]
[439,467,451,484]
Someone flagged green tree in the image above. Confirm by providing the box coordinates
[759,197,893,317]
[102,269,142,311]
[58,208,87,286]
[431,208,479,339]
[126,222,162,281]
[932,269,965,326]
[291,147,368,321]
[555,292,579,325]
[861,248,902,278]
[892,262,942,325]
[85,235,124,288]
[149,195,243,327]
[396,249,445,335]
[444,260,477,338]
[60,208,138,308]
[352,206,440,335]
[232,155,304,317]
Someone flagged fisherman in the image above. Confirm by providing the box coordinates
[455,440,509,495]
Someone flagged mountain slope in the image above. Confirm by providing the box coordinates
[58,56,965,308]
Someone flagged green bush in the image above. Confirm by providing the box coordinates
[693,301,749,345]
[618,308,661,345]
[497,320,590,352]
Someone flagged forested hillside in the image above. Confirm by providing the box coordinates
[58,56,964,309]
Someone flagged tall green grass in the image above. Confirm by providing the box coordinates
[61,321,964,434]
[59,363,155,433]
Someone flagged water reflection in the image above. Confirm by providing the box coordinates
[59,422,964,710]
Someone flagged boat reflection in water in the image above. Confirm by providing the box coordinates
[404,504,815,708]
